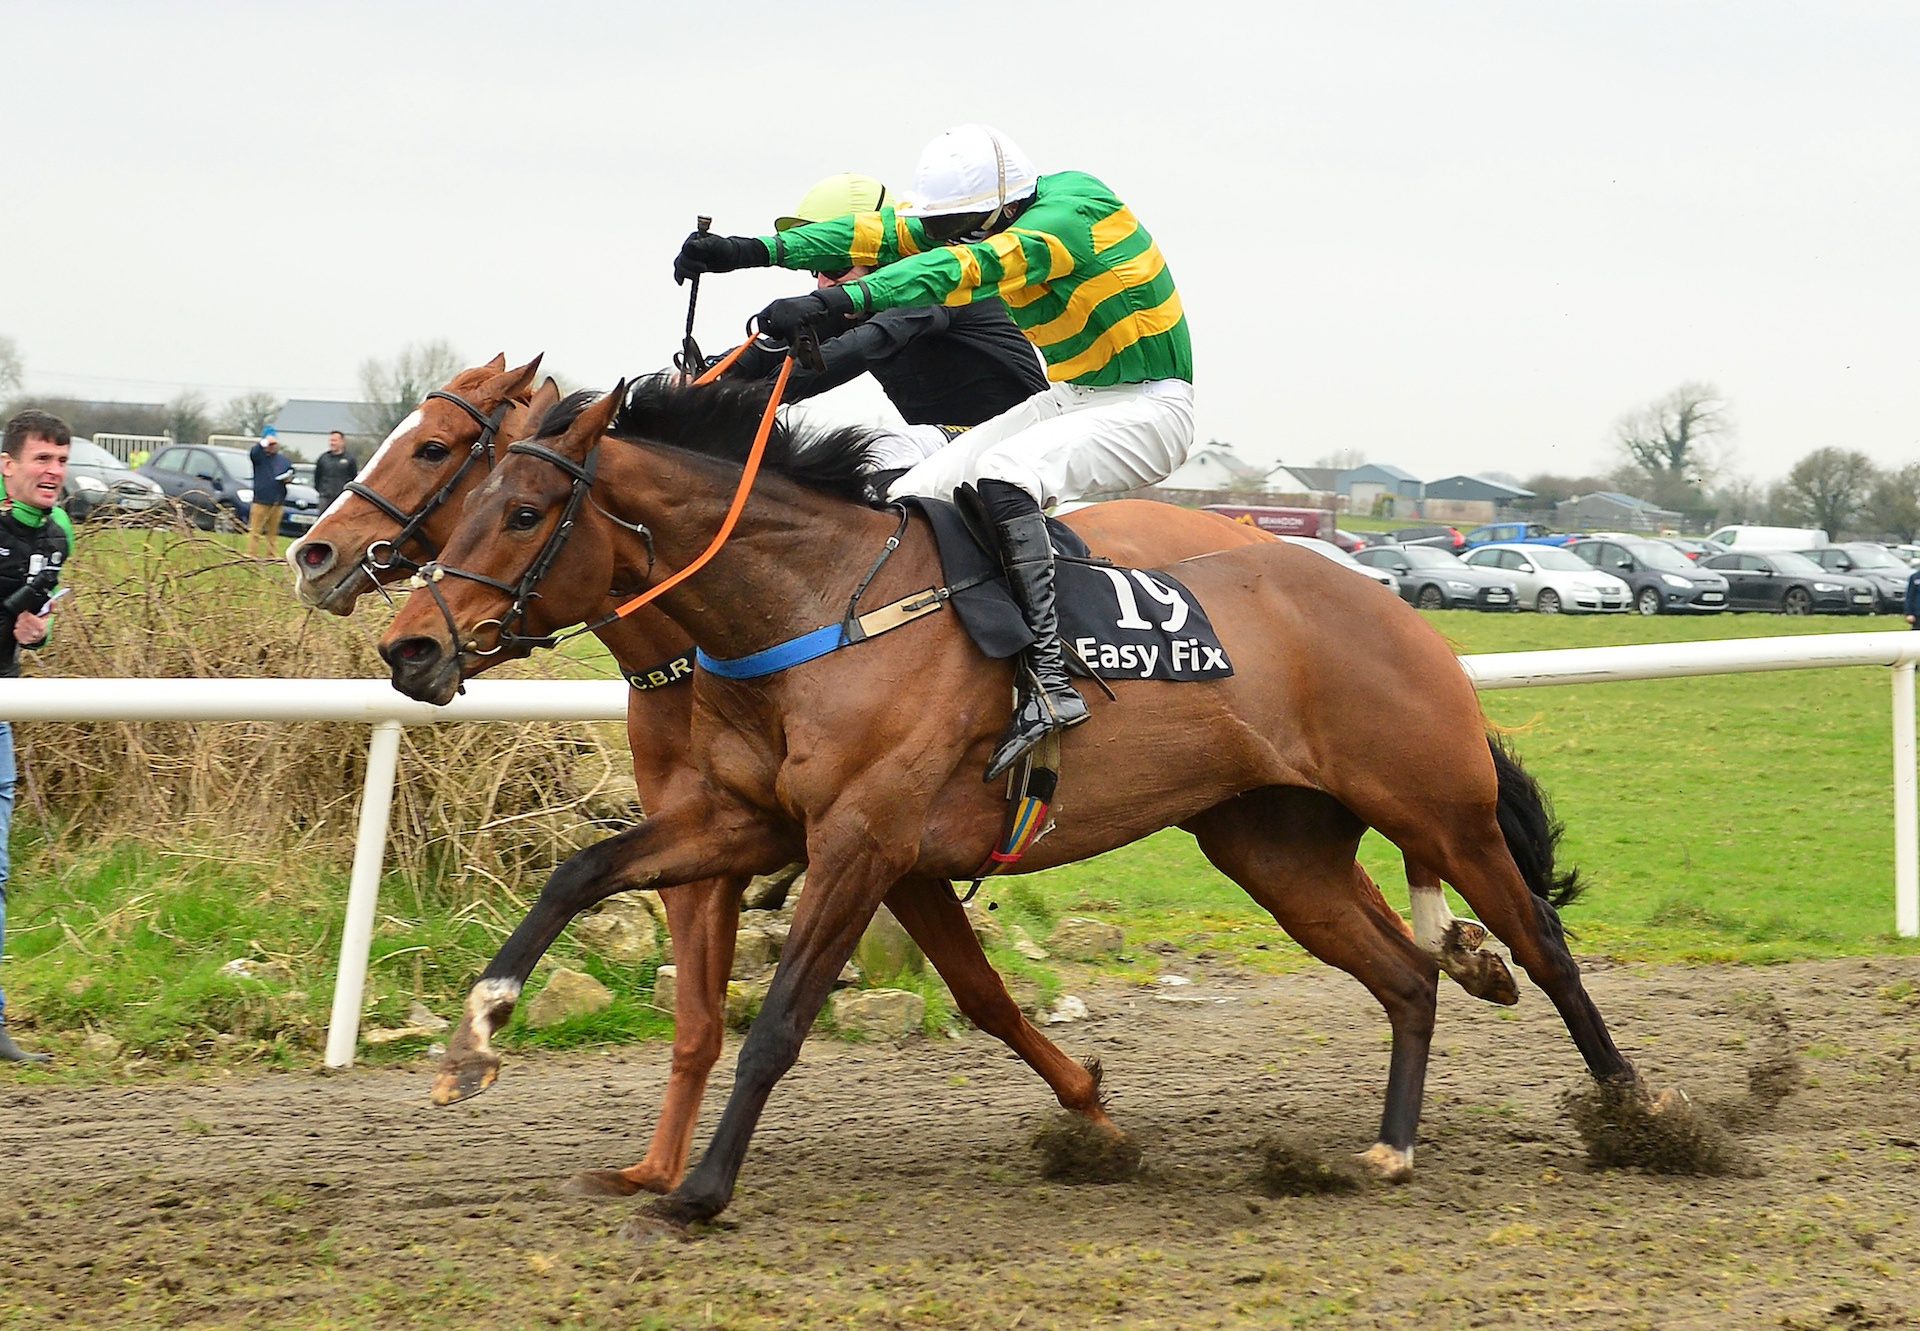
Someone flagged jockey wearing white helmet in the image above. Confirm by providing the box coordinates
[676,126,1194,779]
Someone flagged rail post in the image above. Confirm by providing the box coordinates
[1894,663,1918,938]
[325,719,405,1067]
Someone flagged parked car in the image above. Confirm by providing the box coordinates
[1887,543,1920,568]
[1390,524,1465,551]
[138,444,321,537]
[1566,536,1730,615]
[1798,543,1913,612]
[1330,528,1369,554]
[1704,524,1830,551]
[1662,536,1729,563]
[1462,520,1575,550]
[60,437,166,521]
[1699,551,1876,615]
[1462,542,1630,614]
[1353,544,1520,611]
[1275,535,1398,591]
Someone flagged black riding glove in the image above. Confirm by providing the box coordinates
[756,284,857,343]
[673,233,769,285]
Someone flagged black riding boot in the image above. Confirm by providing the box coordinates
[0,1024,49,1065]
[977,479,1090,781]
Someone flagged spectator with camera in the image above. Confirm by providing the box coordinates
[0,409,73,1064]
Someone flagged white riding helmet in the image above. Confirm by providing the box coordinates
[898,124,1039,219]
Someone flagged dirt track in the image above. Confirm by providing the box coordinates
[3,955,1917,1330]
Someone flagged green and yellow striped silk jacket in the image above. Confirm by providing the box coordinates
[759,171,1191,389]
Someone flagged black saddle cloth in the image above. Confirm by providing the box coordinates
[902,497,1233,683]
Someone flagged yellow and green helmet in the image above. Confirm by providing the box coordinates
[775,173,890,231]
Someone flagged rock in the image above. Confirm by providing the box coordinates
[1041,995,1090,1025]
[406,1002,449,1032]
[731,926,778,980]
[761,920,791,956]
[82,1031,122,1058]
[963,903,1004,946]
[651,964,677,1013]
[836,961,862,989]
[363,1024,440,1046]
[742,863,805,912]
[854,911,925,982]
[830,988,926,1039]
[1048,917,1124,960]
[1008,925,1049,961]
[523,968,614,1028]
[726,980,768,1030]
[219,958,293,983]
[574,898,661,967]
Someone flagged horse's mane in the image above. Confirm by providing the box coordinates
[548,373,879,503]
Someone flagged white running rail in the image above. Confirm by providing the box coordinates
[5,631,1919,1067]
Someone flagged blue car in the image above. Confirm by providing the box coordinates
[1462,521,1576,551]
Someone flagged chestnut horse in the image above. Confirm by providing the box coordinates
[293,361,1505,1197]
[378,377,1659,1229]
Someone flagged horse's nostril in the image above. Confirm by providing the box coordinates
[398,638,438,665]
[299,543,332,569]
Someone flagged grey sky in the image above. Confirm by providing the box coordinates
[7,1,1914,485]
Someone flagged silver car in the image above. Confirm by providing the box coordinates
[1463,543,1631,614]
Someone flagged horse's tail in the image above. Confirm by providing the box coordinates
[1488,733,1585,909]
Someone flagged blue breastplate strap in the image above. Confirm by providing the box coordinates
[697,625,848,679]
[694,586,950,681]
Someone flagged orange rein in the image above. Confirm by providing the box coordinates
[609,343,793,620]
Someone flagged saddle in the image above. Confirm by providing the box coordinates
[901,496,1234,684]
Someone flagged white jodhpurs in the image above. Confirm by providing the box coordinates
[884,378,1196,508]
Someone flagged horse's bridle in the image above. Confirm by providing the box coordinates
[342,389,513,586]
[411,438,655,662]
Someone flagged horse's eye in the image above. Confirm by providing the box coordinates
[417,442,451,463]
[509,506,542,531]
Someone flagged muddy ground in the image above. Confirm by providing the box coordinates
[2,955,1917,1330]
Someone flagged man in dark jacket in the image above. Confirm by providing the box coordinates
[0,410,74,1064]
[1904,565,1920,630]
[312,430,359,511]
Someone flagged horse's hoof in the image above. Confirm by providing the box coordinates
[430,1056,500,1106]
[563,1169,654,1199]
[1442,949,1520,1006]
[1355,1142,1414,1183]
[617,1211,694,1243]
[1447,919,1490,951]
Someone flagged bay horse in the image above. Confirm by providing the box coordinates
[293,361,1507,1197]
[378,376,1665,1228]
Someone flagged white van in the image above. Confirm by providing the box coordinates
[1706,524,1830,551]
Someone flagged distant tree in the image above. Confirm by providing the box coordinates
[357,340,463,438]
[165,392,212,446]
[1705,475,1768,526]
[1516,472,1616,514]
[1615,381,1728,487]
[1774,448,1877,536]
[12,395,169,440]
[1862,462,1920,541]
[0,335,22,398]
[221,391,283,438]
[1314,446,1366,470]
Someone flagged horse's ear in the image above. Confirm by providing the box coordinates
[484,352,507,371]
[565,381,627,450]
[483,353,544,404]
[528,376,562,417]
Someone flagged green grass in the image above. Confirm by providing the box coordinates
[5,608,1917,1073]
[1002,612,1920,971]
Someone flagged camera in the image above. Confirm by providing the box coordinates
[3,565,60,617]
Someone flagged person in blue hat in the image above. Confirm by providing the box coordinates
[246,427,294,558]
